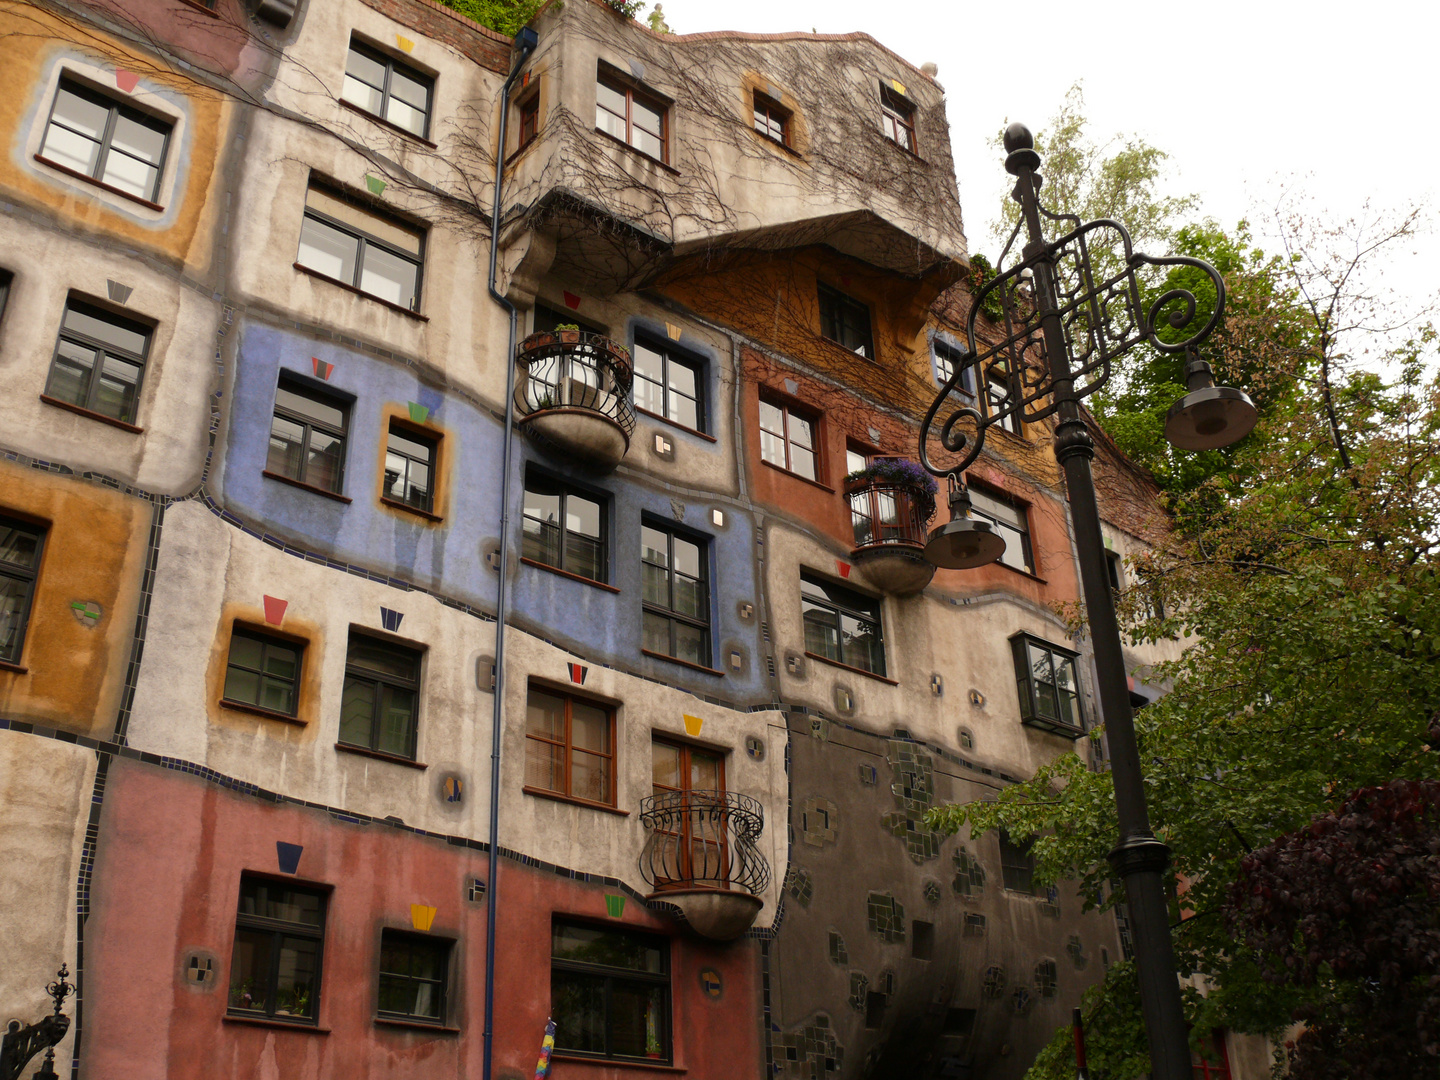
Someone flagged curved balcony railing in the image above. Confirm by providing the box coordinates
[514,331,636,467]
[845,468,937,554]
[638,790,770,898]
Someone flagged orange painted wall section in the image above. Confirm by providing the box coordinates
[0,461,150,733]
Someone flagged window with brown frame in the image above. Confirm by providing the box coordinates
[758,395,818,481]
[524,684,616,807]
[650,738,727,888]
[595,71,666,163]
[517,93,539,150]
[879,85,916,153]
[752,91,790,146]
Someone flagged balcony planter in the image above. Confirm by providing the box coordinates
[638,790,770,941]
[844,457,938,595]
[515,331,636,471]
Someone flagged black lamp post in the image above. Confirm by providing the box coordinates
[918,123,1256,1080]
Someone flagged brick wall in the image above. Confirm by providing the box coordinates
[357,0,515,73]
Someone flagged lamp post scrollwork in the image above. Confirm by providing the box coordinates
[1,965,74,1080]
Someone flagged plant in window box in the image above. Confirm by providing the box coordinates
[522,330,557,351]
[554,322,581,344]
[844,456,939,595]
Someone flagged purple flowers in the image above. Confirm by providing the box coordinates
[844,456,938,496]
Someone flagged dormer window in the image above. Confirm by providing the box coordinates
[880,85,916,153]
[753,91,790,146]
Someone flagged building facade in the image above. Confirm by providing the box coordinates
[0,0,1205,1078]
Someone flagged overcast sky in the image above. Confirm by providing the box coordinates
[665,0,1439,342]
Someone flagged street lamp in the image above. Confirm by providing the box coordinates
[918,123,1256,1080]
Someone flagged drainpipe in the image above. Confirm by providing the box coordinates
[483,24,538,1080]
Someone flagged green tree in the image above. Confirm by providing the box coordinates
[431,0,545,36]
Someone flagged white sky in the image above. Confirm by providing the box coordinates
[665,0,1440,338]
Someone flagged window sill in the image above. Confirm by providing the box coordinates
[520,557,621,594]
[635,407,717,443]
[40,395,144,434]
[640,649,724,677]
[759,459,834,493]
[550,1053,684,1072]
[33,154,166,211]
[219,698,306,726]
[177,0,221,16]
[292,264,430,322]
[379,496,444,523]
[0,660,29,675]
[990,560,1046,585]
[1020,716,1085,740]
[523,786,630,816]
[335,742,427,769]
[803,651,898,685]
[223,1014,328,1033]
[592,127,680,175]
[752,130,803,160]
[262,470,352,503]
[504,134,540,167]
[374,1016,459,1033]
[338,100,439,149]
[881,136,926,163]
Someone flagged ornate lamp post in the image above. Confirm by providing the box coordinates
[1,965,74,1080]
[918,123,1257,1080]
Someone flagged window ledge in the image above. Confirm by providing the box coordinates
[635,407,717,443]
[990,561,1047,585]
[758,460,834,493]
[335,742,427,769]
[752,130,803,160]
[223,1014,328,1033]
[219,698,306,726]
[0,660,29,675]
[292,264,429,322]
[338,100,439,149]
[1021,716,1085,740]
[803,651,898,685]
[262,470,352,503]
[33,154,165,211]
[640,649,725,677]
[177,0,221,16]
[40,395,143,434]
[523,786,630,816]
[379,496,444,523]
[520,557,621,593]
[550,1052,683,1072]
[592,127,680,175]
[374,1016,459,1033]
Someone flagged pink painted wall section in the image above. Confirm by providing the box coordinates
[82,760,762,1079]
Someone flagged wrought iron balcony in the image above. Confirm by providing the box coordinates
[638,789,769,940]
[514,330,636,471]
[844,458,938,594]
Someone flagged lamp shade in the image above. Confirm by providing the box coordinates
[1163,385,1258,451]
[923,516,1005,569]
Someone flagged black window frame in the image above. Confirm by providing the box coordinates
[521,470,610,584]
[1010,632,1084,737]
[221,625,304,718]
[377,928,451,1025]
[758,394,819,481]
[338,630,423,760]
[0,516,46,666]
[266,375,350,494]
[39,76,173,204]
[879,84,917,154]
[551,920,671,1063]
[45,296,153,426]
[227,875,327,1024]
[595,69,669,164]
[0,270,12,326]
[818,282,875,359]
[968,485,1034,575]
[296,180,426,312]
[752,91,790,146]
[932,338,977,404]
[998,829,1036,894]
[800,572,886,677]
[631,335,705,434]
[985,366,1023,434]
[382,420,439,516]
[341,37,434,140]
[640,521,712,668]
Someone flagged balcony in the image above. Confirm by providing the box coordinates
[638,790,770,940]
[845,458,937,595]
[515,331,636,471]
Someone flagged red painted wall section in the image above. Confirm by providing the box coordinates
[83,760,761,1079]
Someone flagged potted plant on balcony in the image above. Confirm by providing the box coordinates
[521,329,557,352]
[844,456,938,520]
[555,322,581,345]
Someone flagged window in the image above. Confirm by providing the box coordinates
[378,930,449,1024]
[985,366,1022,434]
[969,486,1033,574]
[551,922,670,1062]
[818,283,874,359]
[342,39,433,138]
[522,473,607,583]
[1010,633,1084,736]
[40,78,171,203]
[223,628,303,717]
[0,270,12,324]
[0,519,44,665]
[650,739,726,887]
[266,378,348,493]
[524,685,616,806]
[997,829,1035,894]
[1105,549,1124,592]
[228,876,326,1022]
[758,397,817,480]
[517,93,540,149]
[911,920,935,960]
[753,91,790,145]
[1192,1030,1233,1080]
[383,422,437,514]
[632,338,703,431]
[933,339,977,404]
[297,182,424,311]
[339,632,422,759]
[595,72,667,163]
[801,573,885,676]
[45,298,151,425]
[879,85,916,153]
[641,524,710,667]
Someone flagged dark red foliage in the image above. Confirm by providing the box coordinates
[1226,778,1440,1079]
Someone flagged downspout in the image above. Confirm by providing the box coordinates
[483,24,538,1080]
